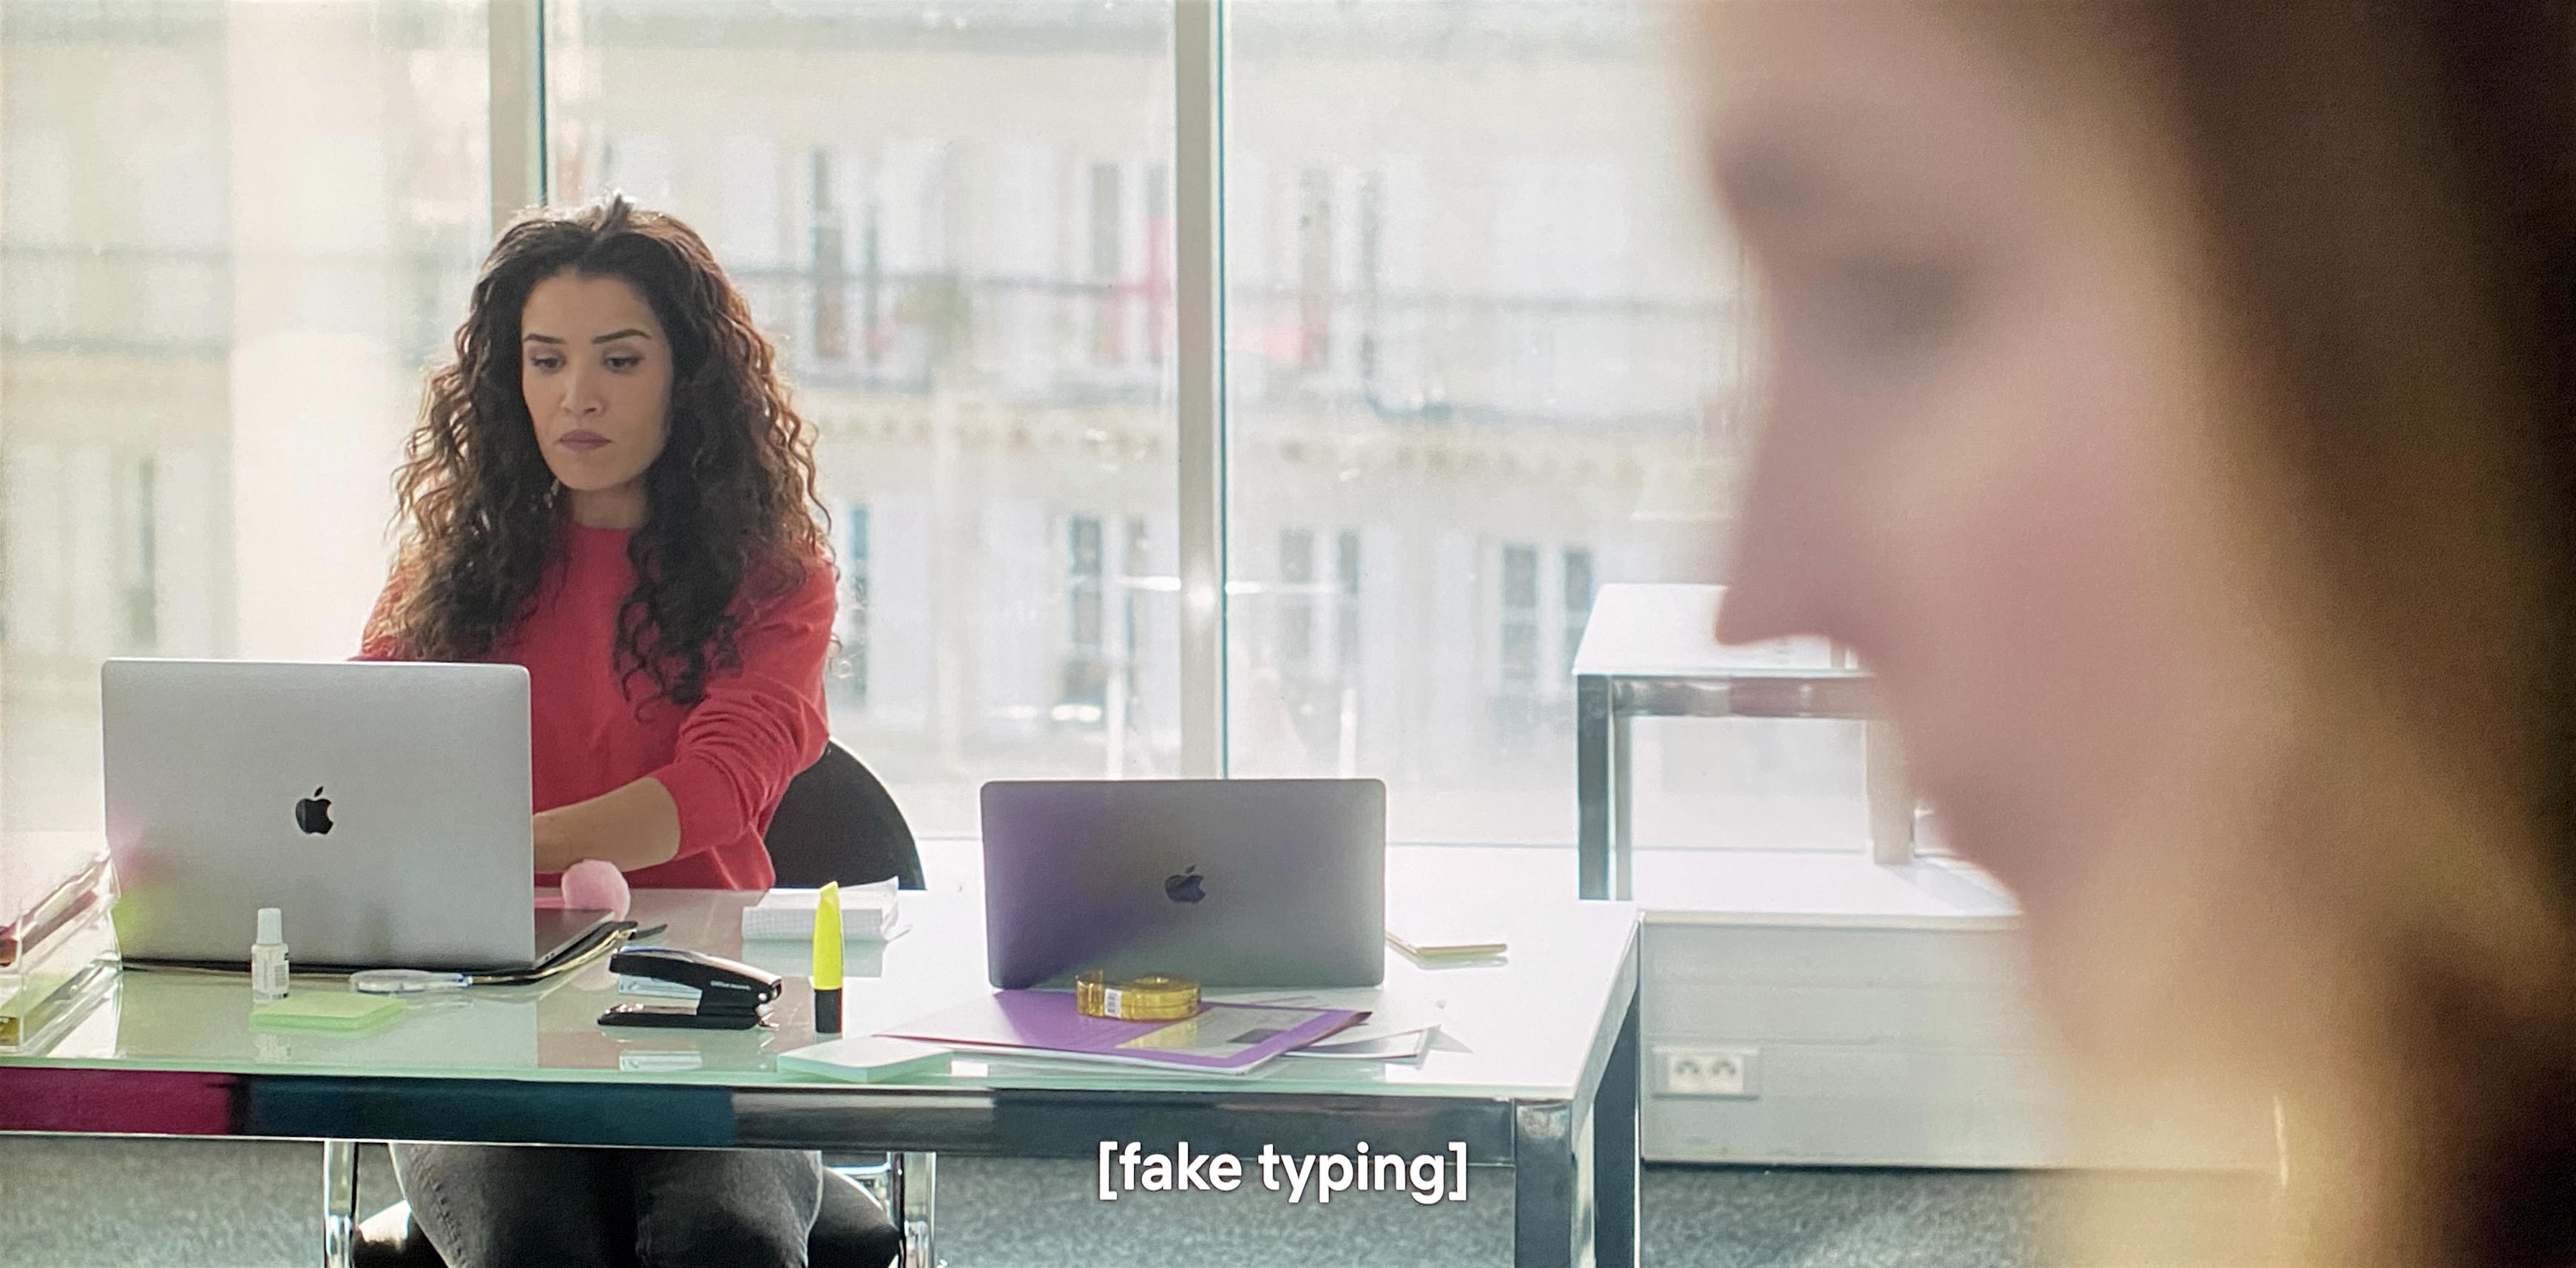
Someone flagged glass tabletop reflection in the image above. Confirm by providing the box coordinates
[16,854,1638,1104]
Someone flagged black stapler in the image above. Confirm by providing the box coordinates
[598,948,783,1031]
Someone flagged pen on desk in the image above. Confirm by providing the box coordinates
[812,880,843,1034]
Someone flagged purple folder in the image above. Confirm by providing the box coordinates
[882,991,1363,1073]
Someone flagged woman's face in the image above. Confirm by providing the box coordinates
[1696,7,2286,916]
[521,269,674,528]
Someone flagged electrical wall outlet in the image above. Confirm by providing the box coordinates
[1654,1045,1758,1098]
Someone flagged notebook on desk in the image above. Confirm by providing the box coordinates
[101,658,610,972]
[879,990,1365,1074]
[1385,927,1508,962]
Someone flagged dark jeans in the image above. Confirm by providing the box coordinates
[391,1144,822,1268]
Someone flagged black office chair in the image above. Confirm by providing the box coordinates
[765,739,924,891]
[761,738,928,1264]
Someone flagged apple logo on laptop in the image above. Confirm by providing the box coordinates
[1164,866,1206,904]
[294,787,334,836]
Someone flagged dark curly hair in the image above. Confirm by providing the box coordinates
[374,194,828,706]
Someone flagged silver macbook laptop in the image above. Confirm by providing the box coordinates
[102,658,602,972]
[981,778,1385,989]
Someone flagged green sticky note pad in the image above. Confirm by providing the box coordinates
[250,993,405,1031]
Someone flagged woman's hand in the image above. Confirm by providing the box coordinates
[533,776,683,874]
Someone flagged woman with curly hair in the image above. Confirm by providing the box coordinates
[363,192,832,889]
[360,194,883,1268]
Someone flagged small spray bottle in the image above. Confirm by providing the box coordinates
[251,907,290,1003]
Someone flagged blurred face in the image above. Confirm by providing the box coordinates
[521,270,672,528]
[1696,7,2289,917]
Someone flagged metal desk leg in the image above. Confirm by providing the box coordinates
[1865,720,1914,866]
[1512,1102,1584,1268]
[321,1139,358,1268]
[1611,709,1634,901]
[1577,674,1614,900]
[1592,989,1642,1268]
[892,1150,939,1268]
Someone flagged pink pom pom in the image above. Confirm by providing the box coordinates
[561,858,631,920]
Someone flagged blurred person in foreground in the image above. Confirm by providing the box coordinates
[1692,5,2576,1265]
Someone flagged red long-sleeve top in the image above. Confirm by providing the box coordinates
[360,523,834,890]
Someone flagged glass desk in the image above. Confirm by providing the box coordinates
[0,874,1640,1268]
[1572,583,1906,900]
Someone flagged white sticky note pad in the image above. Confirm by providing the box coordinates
[776,1035,953,1084]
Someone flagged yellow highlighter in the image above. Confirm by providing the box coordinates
[811,881,843,1034]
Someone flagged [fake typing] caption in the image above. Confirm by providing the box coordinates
[1098,1141,1470,1204]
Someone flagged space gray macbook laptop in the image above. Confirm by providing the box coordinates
[101,658,605,972]
[980,778,1385,989]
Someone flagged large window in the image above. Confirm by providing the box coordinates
[1,1,489,834]
[1223,1,1755,844]
[548,0,1183,835]
[1,0,1830,854]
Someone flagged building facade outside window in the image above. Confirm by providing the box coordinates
[831,502,870,714]
[0,0,489,834]
[1,0,1869,857]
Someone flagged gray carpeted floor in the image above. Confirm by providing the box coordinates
[0,1136,2272,1267]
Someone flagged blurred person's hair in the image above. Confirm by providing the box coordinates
[1984,6,2576,1264]
[374,194,828,708]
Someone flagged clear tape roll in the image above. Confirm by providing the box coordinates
[1072,970,1201,1020]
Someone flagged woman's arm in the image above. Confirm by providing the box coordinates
[362,561,676,870]
[533,777,681,873]
[621,564,837,870]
